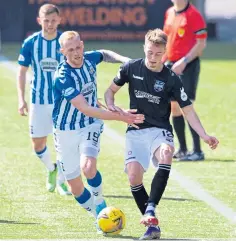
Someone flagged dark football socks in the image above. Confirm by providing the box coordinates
[172,115,187,152]
[131,183,149,215]
[188,123,201,153]
[148,164,171,206]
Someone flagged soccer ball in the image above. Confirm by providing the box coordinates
[97,206,126,236]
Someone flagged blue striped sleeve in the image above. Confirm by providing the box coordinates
[84,51,103,65]
[18,39,32,67]
[55,73,80,102]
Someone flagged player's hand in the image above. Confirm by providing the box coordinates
[98,98,126,114]
[202,135,219,150]
[107,104,126,115]
[97,99,108,110]
[171,58,187,75]
[105,104,144,129]
[119,109,145,129]
[18,100,28,116]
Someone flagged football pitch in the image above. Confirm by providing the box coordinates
[0,42,236,240]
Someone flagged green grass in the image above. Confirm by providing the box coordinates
[0,42,236,239]
[2,41,236,60]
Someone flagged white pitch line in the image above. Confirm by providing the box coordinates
[1,56,236,225]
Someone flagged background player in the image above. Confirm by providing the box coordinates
[17,4,70,195]
[163,0,207,161]
[104,28,218,239]
[53,31,144,229]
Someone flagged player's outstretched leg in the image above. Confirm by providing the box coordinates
[87,170,107,216]
[140,144,174,240]
[127,162,148,215]
[131,183,149,214]
[67,175,97,218]
[34,142,57,192]
[56,160,71,195]
[81,156,106,217]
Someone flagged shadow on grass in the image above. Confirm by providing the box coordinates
[106,234,138,240]
[157,239,202,241]
[204,158,236,163]
[174,159,236,163]
[0,219,39,225]
[104,235,202,240]
[104,195,199,202]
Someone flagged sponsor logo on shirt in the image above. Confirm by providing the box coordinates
[18,54,25,62]
[81,82,95,96]
[64,87,75,97]
[154,80,165,92]
[40,58,59,72]
[180,87,188,101]
[134,90,161,104]
[133,74,144,80]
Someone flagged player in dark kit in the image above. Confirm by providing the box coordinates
[104,29,218,240]
[163,0,207,161]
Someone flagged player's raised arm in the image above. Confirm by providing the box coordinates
[105,62,129,113]
[98,49,131,64]
[104,82,123,113]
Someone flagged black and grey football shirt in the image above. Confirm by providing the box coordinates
[113,58,192,132]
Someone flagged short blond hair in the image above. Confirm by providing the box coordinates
[39,4,60,17]
[145,28,167,46]
[59,31,80,47]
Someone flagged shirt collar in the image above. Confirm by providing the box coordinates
[175,1,190,15]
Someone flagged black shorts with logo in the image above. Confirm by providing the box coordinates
[166,58,200,101]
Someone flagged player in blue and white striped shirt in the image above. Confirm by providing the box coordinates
[53,31,144,226]
[53,51,101,131]
[17,4,70,195]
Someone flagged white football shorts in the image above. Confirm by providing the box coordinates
[29,104,53,138]
[124,127,174,172]
[53,120,104,180]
